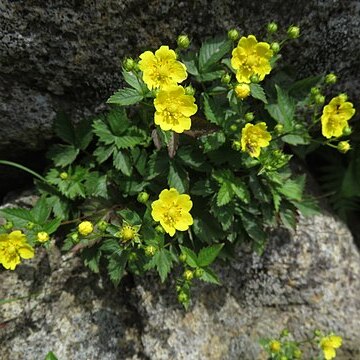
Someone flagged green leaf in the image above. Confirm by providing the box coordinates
[131,148,148,176]
[197,244,224,267]
[197,70,225,82]
[200,131,226,153]
[277,175,305,201]
[45,352,58,360]
[0,207,34,226]
[92,120,115,145]
[42,218,61,234]
[279,205,297,230]
[146,248,173,282]
[199,36,232,71]
[85,173,108,198]
[168,161,189,193]
[179,245,198,268]
[211,201,234,231]
[113,150,132,176]
[191,179,217,197]
[231,179,250,204]
[182,52,199,76]
[107,88,143,106]
[250,83,267,103]
[122,70,145,93]
[192,213,224,244]
[107,108,130,135]
[100,239,122,253]
[54,112,76,145]
[200,268,221,285]
[31,197,51,224]
[75,118,94,150]
[82,247,101,273]
[47,144,79,167]
[289,75,323,99]
[291,197,320,216]
[217,181,234,207]
[281,134,310,145]
[203,94,224,126]
[114,134,147,149]
[108,250,128,286]
[239,210,267,244]
[94,145,115,163]
[117,209,142,226]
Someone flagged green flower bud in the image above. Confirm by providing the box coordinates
[183,269,194,281]
[221,73,232,84]
[177,34,190,49]
[293,349,302,359]
[280,329,289,337]
[176,285,182,292]
[270,42,280,53]
[123,57,136,72]
[244,112,254,122]
[338,93,348,102]
[137,191,150,204]
[337,141,351,154]
[314,329,322,337]
[177,291,188,304]
[274,124,284,134]
[267,22,278,34]
[129,252,138,262]
[294,123,303,130]
[342,126,352,136]
[155,225,165,234]
[179,253,187,263]
[315,94,325,105]
[325,73,337,85]
[310,87,320,96]
[60,172,68,180]
[3,221,14,230]
[97,220,108,232]
[26,222,35,230]
[184,85,196,96]
[280,357,288,360]
[230,124,238,132]
[71,232,79,243]
[287,25,300,39]
[194,268,205,278]
[250,74,260,83]
[227,28,239,41]
[232,140,241,151]
[145,245,157,257]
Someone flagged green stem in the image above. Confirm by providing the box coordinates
[0,292,40,305]
[0,160,48,183]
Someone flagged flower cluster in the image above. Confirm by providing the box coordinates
[321,95,355,138]
[320,335,342,360]
[0,230,34,270]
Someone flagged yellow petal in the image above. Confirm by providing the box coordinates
[323,346,336,360]
[177,194,193,211]
[172,116,191,133]
[18,245,35,259]
[175,213,193,231]
[328,335,342,348]
[155,45,176,61]
[161,221,176,236]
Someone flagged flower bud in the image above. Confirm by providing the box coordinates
[97,220,108,232]
[128,252,138,262]
[293,349,302,359]
[155,225,165,234]
[287,25,300,39]
[342,126,352,136]
[177,34,190,49]
[267,22,278,34]
[325,73,337,85]
[244,112,254,122]
[274,124,284,134]
[227,28,239,41]
[145,245,157,257]
[123,57,136,72]
[294,123,303,130]
[194,268,204,278]
[78,221,94,236]
[71,232,79,243]
[310,87,320,96]
[179,253,187,263]
[338,93,348,102]
[280,357,288,360]
[119,224,137,242]
[3,221,14,230]
[270,42,280,53]
[26,222,35,230]
[250,74,260,83]
[235,83,251,99]
[337,141,351,154]
[176,285,182,292]
[280,329,289,337]
[230,124,238,132]
[183,269,194,281]
[184,85,196,96]
[314,329,322,337]
[137,191,150,204]
[315,94,325,105]
[221,73,232,84]
[177,291,188,304]
[232,140,241,151]
[60,172,68,180]
[269,340,281,353]
[37,231,50,243]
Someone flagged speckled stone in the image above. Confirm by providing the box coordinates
[0,0,359,152]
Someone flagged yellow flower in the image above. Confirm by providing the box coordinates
[320,335,342,360]
[78,221,94,236]
[138,45,187,90]
[241,122,272,158]
[154,85,197,133]
[235,83,251,99]
[337,141,351,153]
[118,223,140,243]
[0,230,34,270]
[37,231,50,243]
[231,35,273,84]
[321,95,356,138]
[151,188,193,236]
[269,340,281,353]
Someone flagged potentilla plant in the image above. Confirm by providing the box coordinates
[0,23,356,308]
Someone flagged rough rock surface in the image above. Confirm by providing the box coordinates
[1,211,360,359]
[1,0,360,153]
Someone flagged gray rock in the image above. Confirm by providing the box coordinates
[0,0,359,152]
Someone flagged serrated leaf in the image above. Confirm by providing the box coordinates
[199,36,232,71]
[83,247,101,274]
[146,248,173,282]
[114,135,146,149]
[203,94,224,126]
[108,250,128,286]
[277,175,305,201]
[279,205,297,230]
[217,181,234,206]
[168,161,189,193]
[179,245,198,268]
[113,150,132,176]
[250,83,267,103]
[239,210,267,244]
[122,69,145,93]
[191,179,217,197]
[197,243,224,267]
[131,147,148,176]
[192,213,224,244]
[200,131,226,153]
[197,70,225,82]
[54,112,76,145]
[45,352,58,360]
[42,218,61,234]
[117,209,142,226]
[211,201,234,231]
[200,267,221,285]
[75,118,94,150]
[31,197,51,223]
[107,108,130,135]
[289,75,323,99]
[107,88,143,106]
[100,239,122,253]
[92,120,115,145]
[0,207,34,226]
[47,144,79,167]
[85,173,108,198]
[94,145,116,163]
[182,51,199,76]
[231,179,250,204]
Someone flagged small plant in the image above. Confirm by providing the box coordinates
[260,329,343,360]
[0,22,356,308]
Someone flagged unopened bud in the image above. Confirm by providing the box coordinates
[337,141,351,154]
[194,268,204,278]
[60,172,68,180]
[177,34,190,49]
[342,126,352,136]
[37,231,50,243]
[183,269,194,281]
[155,225,165,234]
[325,73,337,85]
[26,222,35,230]
[179,253,187,262]
[274,124,284,134]
[244,112,254,122]
[235,83,251,99]
[177,291,188,304]
[221,73,231,84]
[250,74,260,83]
[287,25,300,39]
[315,94,325,105]
[3,221,13,230]
[145,245,157,257]
[97,220,108,232]
[293,349,302,359]
[123,57,136,72]
[137,191,149,204]
[280,329,289,337]
[267,22,278,34]
[338,93,348,102]
[71,232,79,243]
[230,124,238,132]
[184,85,196,96]
[310,87,320,96]
[314,329,322,337]
[271,42,280,53]
[232,140,241,151]
[227,29,239,41]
